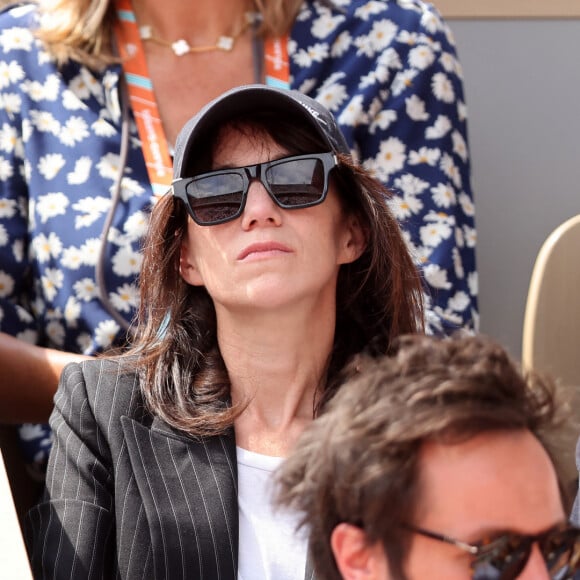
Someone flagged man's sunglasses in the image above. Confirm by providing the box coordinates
[172,152,338,226]
[404,522,580,579]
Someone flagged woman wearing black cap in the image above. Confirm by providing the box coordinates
[26,86,424,580]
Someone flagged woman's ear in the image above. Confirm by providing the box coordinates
[179,240,205,286]
[330,523,390,580]
[339,215,367,265]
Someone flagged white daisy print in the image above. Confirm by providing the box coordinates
[0,26,34,51]
[374,137,406,179]
[420,220,452,247]
[79,238,101,266]
[0,123,18,152]
[0,60,24,90]
[112,245,142,277]
[41,268,64,301]
[432,72,455,103]
[388,193,423,220]
[425,115,451,139]
[337,94,366,127]
[405,95,429,122]
[354,1,387,21]
[452,129,468,162]
[73,278,98,302]
[124,211,149,239]
[1,91,22,115]
[92,117,116,137]
[32,232,62,262]
[109,283,139,313]
[64,297,81,324]
[46,320,65,346]
[0,156,14,181]
[391,69,418,97]
[369,108,397,134]
[311,13,344,39]
[0,270,14,297]
[448,291,469,312]
[431,182,456,208]
[423,264,452,290]
[0,197,17,218]
[95,319,121,349]
[30,110,61,134]
[61,246,84,270]
[318,83,349,113]
[36,192,69,223]
[67,156,92,185]
[408,146,440,166]
[96,152,122,180]
[440,152,462,189]
[62,89,86,111]
[331,31,351,57]
[60,116,89,146]
[408,45,435,70]
[463,225,477,248]
[38,153,65,180]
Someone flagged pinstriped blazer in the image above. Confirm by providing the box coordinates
[24,359,316,580]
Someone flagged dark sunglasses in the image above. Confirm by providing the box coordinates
[172,152,338,226]
[403,522,580,579]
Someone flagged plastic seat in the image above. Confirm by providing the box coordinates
[522,214,580,384]
[522,214,580,500]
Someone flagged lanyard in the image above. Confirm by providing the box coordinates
[113,0,290,195]
[114,0,173,196]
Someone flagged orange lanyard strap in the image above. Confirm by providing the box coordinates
[264,37,290,89]
[113,0,290,194]
[114,0,173,195]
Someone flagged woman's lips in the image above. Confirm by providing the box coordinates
[237,242,292,261]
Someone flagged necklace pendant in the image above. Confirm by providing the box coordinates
[216,35,234,51]
[172,39,191,56]
[139,25,153,40]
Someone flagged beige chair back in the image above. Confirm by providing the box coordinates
[522,214,580,384]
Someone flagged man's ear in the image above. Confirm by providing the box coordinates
[339,215,367,265]
[330,523,390,579]
[179,241,204,287]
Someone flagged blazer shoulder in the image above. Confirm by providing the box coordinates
[59,356,147,425]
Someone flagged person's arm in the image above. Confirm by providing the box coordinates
[367,4,477,334]
[0,332,91,423]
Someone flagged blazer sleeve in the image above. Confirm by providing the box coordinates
[25,361,117,580]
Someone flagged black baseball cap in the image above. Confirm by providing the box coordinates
[172,84,351,179]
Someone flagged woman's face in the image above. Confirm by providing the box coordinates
[179,124,365,314]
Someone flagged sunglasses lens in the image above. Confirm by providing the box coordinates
[471,551,528,580]
[542,528,580,578]
[267,157,326,207]
[186,172,245,224]
[471,528,580,580]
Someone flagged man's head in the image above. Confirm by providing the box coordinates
[276,334,577,579]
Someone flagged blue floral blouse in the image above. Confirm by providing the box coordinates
[0,0,477,471]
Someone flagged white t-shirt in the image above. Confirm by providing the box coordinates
[237,446,309,580]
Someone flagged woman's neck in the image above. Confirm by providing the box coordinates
[132,0,254,43]
[218,304,336,456]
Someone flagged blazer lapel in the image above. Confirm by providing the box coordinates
[122,416,238,580]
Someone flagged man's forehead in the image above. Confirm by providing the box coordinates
[412,429,563,541]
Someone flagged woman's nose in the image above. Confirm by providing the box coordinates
[517,544,551,579]
[240,178,283,229]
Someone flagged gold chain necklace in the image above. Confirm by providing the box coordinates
[139,12,259,56]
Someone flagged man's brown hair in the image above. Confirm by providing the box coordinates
[275,333,565,579]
